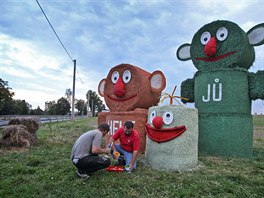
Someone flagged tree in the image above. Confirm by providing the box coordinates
[15,99,31,115]
[30,106,44,115]
[86,90,105,116]
[48,104,57,115]
[45,98,70,115]
[83,103,87,115]
[45,101,56,115]
[75,99,86,115]
[0,78,14,113]
[0,100,15,115]
[35,106,44,115]
[55,97,71,115]
[0,99,31,115]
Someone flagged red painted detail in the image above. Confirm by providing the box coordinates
[152,116,163,129]
[145,124,187,143]
[114,78,126,97]
[106,166,124,172]
[204,37,217,56]
[196,51,237,62]
[106,94,137,102]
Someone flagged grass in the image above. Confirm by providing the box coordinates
[0,116,263,198]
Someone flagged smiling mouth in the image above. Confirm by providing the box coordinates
[145,124,186,143]
[196,51,236,62]
[106,94,137,102]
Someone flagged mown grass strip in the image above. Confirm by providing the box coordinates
[0,116,263,198]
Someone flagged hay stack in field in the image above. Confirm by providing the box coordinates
[1,125,31,147]
[8,117,39,133]
[0,117,39,148]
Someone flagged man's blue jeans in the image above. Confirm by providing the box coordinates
[115,144,137,169]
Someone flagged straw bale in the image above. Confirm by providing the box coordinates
[0,125,35,148]
[145,105,198,172]
[98,108,148,153]
[8,117,39,134]
[249,70,264,100]
[102,64,165,112]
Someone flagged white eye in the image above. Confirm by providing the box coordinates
[216,27,228,41]
[200,31,211,45]
[122,70,131,84]
[149,110,156,124]
[111,71,119,84]
[162,111,173,125]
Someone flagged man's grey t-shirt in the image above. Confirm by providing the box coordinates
[70,130,102,160]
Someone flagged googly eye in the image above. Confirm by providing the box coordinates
[111,71,119,84]
[216,27,228,41]
[149,110,156,124]
[162,110,173,125]
[200,31,211,45]
[122,70,131,84]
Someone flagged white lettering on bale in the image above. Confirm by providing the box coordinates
[202,78,222,102]
[107,120,135,135]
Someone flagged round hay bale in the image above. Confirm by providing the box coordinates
[8,117,39,134]
[1,125,37,148]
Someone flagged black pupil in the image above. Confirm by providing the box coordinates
[204,37,208,42]
[221,33,224,37]
[166,114,170,118]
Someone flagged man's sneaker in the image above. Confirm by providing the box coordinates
[76,170,90,179]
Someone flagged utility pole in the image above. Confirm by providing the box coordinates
[91,100,94,117]
[71,59,76,120]
[87,91,90,117]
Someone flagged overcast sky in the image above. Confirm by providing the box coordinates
[1,0,263,114]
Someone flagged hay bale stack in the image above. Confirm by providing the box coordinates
[0,117,39,148]
[8,117,39,134]
[1,125,31,147]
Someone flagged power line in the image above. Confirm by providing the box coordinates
[76,68,88,91]
[36,0,89,91]
[36,0,91,115]
[36,0,77,120]
[36,0,73,62]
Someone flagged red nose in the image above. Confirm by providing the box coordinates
[152,116,163,129]
[204,37,217,56]
[114,77,126,97]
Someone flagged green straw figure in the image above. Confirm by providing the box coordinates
[176,20,264,157]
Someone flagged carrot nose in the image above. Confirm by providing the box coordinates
[114,77,126,97]
[204,37,216,56]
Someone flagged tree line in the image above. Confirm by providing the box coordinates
[0,78,105,116]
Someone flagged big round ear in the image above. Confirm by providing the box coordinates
[247,23,264,46]
[98,79,106,97]
[176,43,191,61]
[150,70,166,92]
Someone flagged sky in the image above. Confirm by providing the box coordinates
[1,0,264,114]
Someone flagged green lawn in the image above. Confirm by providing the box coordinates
[0,116,263,198]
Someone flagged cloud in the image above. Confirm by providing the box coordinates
[13,88,62,109]
[1,0,263,113]
[2,34,63,70]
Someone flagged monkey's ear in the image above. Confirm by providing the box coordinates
[98,79,106,97]
[176,43,191,61]
[247,23,264,46]
[150,71,166,92]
